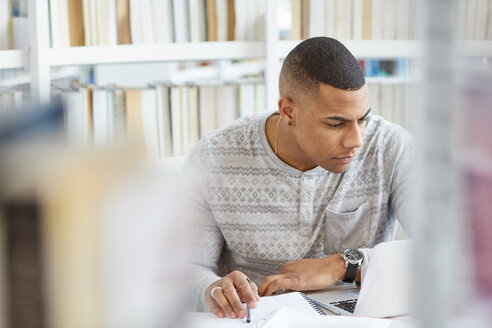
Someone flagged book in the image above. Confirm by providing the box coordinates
[68,0,85,46]
[301,0,310,39]
[0,0,12,50]
[170,86,183,156]
[95,0,110,46]
[227,0,235,41]
[381,0,395,39]
[367,81,380,116]
[216,84,237,129]
[238,82,255,117]
[140,88,160,158]
[254,0,266,40]
[255,82,266,112]
[206,0,217,41]
[92,87,110,145]
[362,0,372,39]
[180,86,190,155]
[198,85,217,137]
[474,0,488,40]
[155,84,173,157]
[172,0,190,43]
[115,0,131,44]
[371,0,382,39]
[187,85,200,151]
[107,0,117,45]
[125,88,144,144]
[324,0,336,37]
[152,0,173,43]
[290,0,301,39]
[352,0,363,40]
[139,0,155,44]
[308,0,325,38]
[234,0,247,40]
[216,0,228,41]
[465,0,477,40]
[82,0,93,45]
[380,81,394,122]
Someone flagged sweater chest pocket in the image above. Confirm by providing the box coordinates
[323,201,371,254]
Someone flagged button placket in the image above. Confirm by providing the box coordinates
[299,174,316,236]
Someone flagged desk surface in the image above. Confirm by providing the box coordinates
[186,286,415,328]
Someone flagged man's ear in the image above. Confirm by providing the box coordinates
[278,97,295,123]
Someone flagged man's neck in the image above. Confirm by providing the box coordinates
[265,114,318,172]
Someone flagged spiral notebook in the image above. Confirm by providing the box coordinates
[250,291,326,319]
[185,292,325,327]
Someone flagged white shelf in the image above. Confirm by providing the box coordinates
[455,41,492,57]
[48,42,266,67]
[279,40,425,59]
[0,49,29,69]
[280,40,492,59]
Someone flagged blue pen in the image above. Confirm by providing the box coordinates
[246,304,251,323]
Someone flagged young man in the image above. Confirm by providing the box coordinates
[184,37,412,318]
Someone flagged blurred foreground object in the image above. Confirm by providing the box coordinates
[460,69,492,321]
[0,102,189,328]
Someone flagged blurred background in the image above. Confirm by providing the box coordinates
[0,0,491,327]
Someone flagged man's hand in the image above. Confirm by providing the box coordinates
[258,254,348,296]
[205,270,260,318]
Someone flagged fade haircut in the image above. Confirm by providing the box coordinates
[279,37,365,100]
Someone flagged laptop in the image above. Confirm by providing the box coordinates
[307,239,413,318]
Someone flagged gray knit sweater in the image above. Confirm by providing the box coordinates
[183,110,413,311]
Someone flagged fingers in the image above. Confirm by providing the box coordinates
[259,274,296,296]
[212,283,240,318]
[205,271,257,319]
[234,277,259,309]
[205,294,225,318]
[223,280,247,318]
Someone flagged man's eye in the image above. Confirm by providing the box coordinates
[328,123,344,128]
[358,118,368,124]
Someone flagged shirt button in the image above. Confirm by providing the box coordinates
[302,176,308,182]
[303,211,309,218]
[303,192,309,200]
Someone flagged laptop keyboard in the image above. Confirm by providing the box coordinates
[329,298,357,313]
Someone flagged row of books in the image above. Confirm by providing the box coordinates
[60,80,267,158]
[60,81,413,160]
[455,0,492,40]
[49,0,266,48]
[359,59,410,78]
[287,0,492,41]
[0,150,188,328]
[0,87,22,111]
[367,80,413,131]
[288,0,416,40]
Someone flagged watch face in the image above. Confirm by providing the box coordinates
[343,249,363,264]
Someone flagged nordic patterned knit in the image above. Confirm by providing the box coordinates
[184,110,413,311]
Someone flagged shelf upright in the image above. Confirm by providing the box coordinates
[28,0,51,103]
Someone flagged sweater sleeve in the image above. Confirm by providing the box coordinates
[182,142,225,311]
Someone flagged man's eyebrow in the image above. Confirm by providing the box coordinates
[324,108,372,123]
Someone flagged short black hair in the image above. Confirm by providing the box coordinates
[279,37,365,97]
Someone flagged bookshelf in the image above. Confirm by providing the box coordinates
[0,0,492,171]
[0,49,28,69]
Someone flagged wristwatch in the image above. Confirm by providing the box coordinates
[341,249,364,283]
